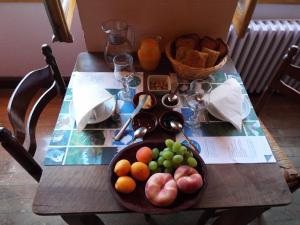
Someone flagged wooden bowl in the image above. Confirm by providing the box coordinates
[132,112,158,133]
[159,110,185,133]
[133,91,157,110]
[165,41,228,80]
[108,141,207,214]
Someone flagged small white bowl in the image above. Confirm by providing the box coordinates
[147,75,171,95]
[161,93,180,108]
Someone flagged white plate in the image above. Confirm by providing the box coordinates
[69,97,116,124]
[207,98,251,121]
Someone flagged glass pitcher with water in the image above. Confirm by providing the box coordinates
[101,20,134,68]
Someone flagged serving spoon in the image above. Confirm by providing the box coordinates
[170,121,197,151]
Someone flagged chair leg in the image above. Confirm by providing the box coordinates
[61,215,105,225]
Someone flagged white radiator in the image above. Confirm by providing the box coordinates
[227,20,300,94]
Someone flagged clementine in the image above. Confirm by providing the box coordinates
[115,176,136,194]
[114,159,131,176]
[131,162,150,181]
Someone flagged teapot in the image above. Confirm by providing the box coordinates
[101,20,134,68]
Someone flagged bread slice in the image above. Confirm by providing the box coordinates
[216,38,228,58]
[175,46,189,61]
[181,50,208,68]
[175,33,199,50]
[201,47,220,67]
[200,36,218,50]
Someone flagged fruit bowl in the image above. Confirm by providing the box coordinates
[108,141,207,214]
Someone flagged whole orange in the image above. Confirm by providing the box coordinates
[131,162,150,181]
[114,159,131,176]
[115,176,136,194]
[136,147,153,163]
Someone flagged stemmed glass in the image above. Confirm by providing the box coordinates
[113,53,134,101]
[185,81,212,128]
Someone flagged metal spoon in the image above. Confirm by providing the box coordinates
[167,85,179,103]
[170,121,197,151]
[131,127,148,143]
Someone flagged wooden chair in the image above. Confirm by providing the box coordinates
[0,44,66,182]
[0,45,104,225]
[255,45,300,193]
[255,45,300,114]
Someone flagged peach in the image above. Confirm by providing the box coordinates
[174,165,203,194]
[136,146,153,163]
[145,173,177,207]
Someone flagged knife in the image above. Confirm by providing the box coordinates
[114,95,148,141]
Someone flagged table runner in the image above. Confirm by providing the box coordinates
[44,72,275,166]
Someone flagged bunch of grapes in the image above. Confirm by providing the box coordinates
[148,139,198,174]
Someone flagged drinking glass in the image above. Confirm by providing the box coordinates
[185,81,211,128]
[113,53,134,101]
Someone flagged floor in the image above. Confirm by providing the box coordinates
[0,89,299,225]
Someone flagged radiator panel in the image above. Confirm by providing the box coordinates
[228,20,300,94]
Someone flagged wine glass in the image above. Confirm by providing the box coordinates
[113,53,134,101]
[185,81,211,128]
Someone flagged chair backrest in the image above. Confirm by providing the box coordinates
[255,45,300,115]
[0,44,66,182]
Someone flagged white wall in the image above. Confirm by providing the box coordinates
[77,0,238,52]
[0,3,299,78]
[253,4,300,19]
[0,3,85,78]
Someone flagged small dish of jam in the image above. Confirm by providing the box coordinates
[159,111,184,133]
[132,112,158,133]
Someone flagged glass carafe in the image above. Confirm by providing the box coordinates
[101,20,134,68]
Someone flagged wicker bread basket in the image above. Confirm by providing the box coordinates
[165,41,228,80]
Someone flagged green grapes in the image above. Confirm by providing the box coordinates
[148,161,158,171]
[172,141,181,153]
[162,150,173,160]
[152,148,160,159]
[172,155,184,165]
[187,157,197,167]
[148,140,199,174]
[163,160,172,168]
[165,139,174,149]
[157,156,164,165]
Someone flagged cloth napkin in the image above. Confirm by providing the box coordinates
[203,78,244,130]
[72,73,114,131]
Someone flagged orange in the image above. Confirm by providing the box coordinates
[131,162,150,181]
[115,176,136,194]
[136,147,153,164]
[114,159,131,176]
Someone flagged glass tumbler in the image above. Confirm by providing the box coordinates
[113,53,134,101]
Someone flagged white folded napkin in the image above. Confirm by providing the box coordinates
[203,78,244,130]
[72,73,114,131]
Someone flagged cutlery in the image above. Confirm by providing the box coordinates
[131,127,148,143]
[170,120,198,151]
[167,84,179,103]
[114,95,148,141]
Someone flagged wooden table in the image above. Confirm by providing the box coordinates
[32,53,291,225]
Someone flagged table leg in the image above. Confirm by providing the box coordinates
[197,209,216,225]
[61,215,105,225]
[144,214,159,225]
[210,207,270,225]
